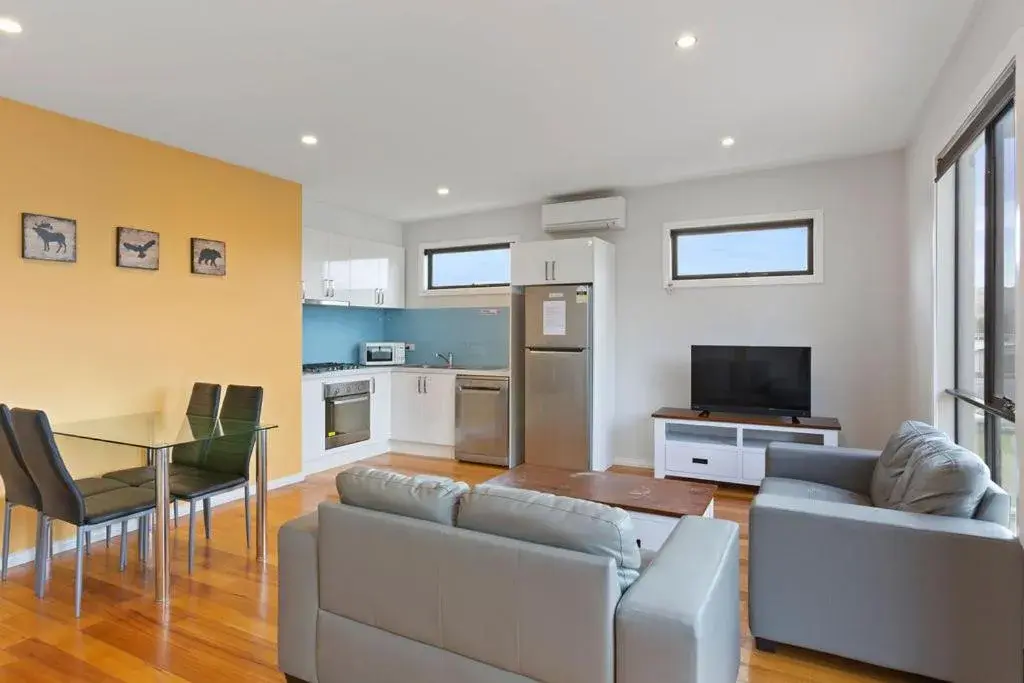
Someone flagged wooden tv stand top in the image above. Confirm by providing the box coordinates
[651,406,841,431]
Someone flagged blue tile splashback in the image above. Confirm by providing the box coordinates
[384,307,509,367]
[302,305,386,363]
[302,305,510,367]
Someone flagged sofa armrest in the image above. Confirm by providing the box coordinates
[278,512,319,683]
[616,517,740,683]
[749,494,1023,683]
[765,443,879,495]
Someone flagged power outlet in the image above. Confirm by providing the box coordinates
[406,343,415,351]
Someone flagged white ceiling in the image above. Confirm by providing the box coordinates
[0,0,976,222]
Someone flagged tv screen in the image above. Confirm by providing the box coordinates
[690,345,811,417]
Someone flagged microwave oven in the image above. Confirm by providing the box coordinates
[360,342,406,366]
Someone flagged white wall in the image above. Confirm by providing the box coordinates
[403,151,910,463]
[905,1,1023,422]
[303,191,403,245]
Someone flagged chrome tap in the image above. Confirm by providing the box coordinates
[435,352,454,368]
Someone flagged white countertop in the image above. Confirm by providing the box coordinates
[302,365,510,382]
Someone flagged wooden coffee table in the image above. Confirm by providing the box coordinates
[484,464,717,551]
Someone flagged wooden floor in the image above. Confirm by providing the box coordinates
[0,454,923,682]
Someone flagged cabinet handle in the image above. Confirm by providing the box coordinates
[301,281,306,300]
[423,377,429,394]
[692,457,709,465]
[551,260,556,281]
[417,376,423,394]
[544,261,550,281]
[370,377,375,394]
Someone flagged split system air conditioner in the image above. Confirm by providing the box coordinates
[542,196,626,233]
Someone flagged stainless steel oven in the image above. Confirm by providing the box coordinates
[324,380,371,449]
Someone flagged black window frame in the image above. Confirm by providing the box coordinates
[940,63,1016,484]
[424,242,512,291]
[669,218,815,282]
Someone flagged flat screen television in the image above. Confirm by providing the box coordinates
[690,345,811,417]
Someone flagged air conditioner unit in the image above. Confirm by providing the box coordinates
[542,196,626,233]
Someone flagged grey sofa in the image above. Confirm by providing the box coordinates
[749,441,1024,683]
[279,498,740,683]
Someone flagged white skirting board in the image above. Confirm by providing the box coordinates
[3,471,307,571]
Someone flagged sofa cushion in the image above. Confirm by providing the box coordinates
[760,477,871,506]
[870,421,944,507]
[457,484,641,590]
[336,466,469,526]
[894,439,991,518]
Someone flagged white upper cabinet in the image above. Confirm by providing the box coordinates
[301,228,330,300]
[302,229,405,308]
[510,237,599,285]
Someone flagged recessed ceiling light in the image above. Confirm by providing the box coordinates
[300,134,318,146]
[675,33,697,50]
[436,187,450,196]
[720,136,736,148]
[0,17,23,34]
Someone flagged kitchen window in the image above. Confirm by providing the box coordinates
[937,63,1016,496]
[663,212,823,288]
[424,241,511,291]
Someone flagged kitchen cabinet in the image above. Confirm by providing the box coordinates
[302,229,405,307]
[301,379,326,464]
[391,372,455,446]
[348,239,406,308]
[510,237,598,285]
[301,228,330,300]
[368,371,392,441]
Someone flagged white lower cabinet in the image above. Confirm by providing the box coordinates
[301,379,326,464]
[391,372,455,446]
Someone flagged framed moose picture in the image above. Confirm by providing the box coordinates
[116,227,160,270]
[191,238,226,276]
[22,213,77,263]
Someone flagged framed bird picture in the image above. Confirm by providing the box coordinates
[116,227,160,270]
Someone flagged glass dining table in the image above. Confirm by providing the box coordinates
[53,411,277,604]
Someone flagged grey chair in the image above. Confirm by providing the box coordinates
[748,441,1024,683]
[11,408,157,617]
[0,405,127,581]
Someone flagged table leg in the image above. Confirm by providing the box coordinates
[151,446,171,603]
[256,429,268,562]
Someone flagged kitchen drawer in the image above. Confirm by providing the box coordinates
[741,448,766,482]
[665,443,740,479]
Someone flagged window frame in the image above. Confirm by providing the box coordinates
[419,237,516,296]
[662,210,824,289]
[939,66,1016,484]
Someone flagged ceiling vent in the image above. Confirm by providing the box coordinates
[542,196,626,233]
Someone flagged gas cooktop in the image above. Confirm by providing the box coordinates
[302,362,362,374]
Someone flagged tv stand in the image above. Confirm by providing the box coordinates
[651,407,841,486]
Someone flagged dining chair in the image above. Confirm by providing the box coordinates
[102,382,222,488]
[11,408,157,617]
[0,405,130,581]
[162,385,263,573]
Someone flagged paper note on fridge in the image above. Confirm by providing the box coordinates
[542,300,567,336]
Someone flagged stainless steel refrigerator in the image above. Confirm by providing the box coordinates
[524,283,592,470]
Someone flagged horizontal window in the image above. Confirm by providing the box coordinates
[425,242,511,290]
[670,219,814,281]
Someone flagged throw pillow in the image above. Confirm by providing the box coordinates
[870,420,944,507]
[335,466,469,526]
[457,484,641,591]
[894,439,990,518]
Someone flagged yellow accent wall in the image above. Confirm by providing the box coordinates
[0,97,302,554]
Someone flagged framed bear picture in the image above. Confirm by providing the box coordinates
[22,213,77,263]
[191,238,226,276]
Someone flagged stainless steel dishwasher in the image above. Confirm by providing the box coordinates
[455,375,510,466]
